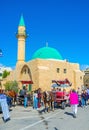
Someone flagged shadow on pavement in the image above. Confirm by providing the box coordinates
[54,127,59,130]
[38,108,46,114]
[64,111,74,117]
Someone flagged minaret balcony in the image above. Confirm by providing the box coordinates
[16,32,27,38]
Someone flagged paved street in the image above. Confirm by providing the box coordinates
[0,105,89,130]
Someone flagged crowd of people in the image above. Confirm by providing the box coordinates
[77,88,89,107]
[19,86,89,118]
[66,87,89,118]
[0,86,89,122]
[18,87,42,109]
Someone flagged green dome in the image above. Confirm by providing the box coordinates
[32,47,63,60]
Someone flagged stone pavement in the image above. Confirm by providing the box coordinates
[0,105,47,130]
[0,105,89,130]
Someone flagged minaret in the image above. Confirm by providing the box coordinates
[16,15,27,63]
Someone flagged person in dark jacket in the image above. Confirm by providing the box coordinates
[81,90,87,107]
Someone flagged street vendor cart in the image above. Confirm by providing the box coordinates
[52,78,71,109]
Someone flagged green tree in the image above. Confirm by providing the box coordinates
[4,80,18,93]
[2,70,10,78]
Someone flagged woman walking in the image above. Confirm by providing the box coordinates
[69,89,79,118]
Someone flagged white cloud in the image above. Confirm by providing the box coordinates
[80,64,89,70]
[0,64,4,67]
[0,64,13,71]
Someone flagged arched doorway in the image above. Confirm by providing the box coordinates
[20,65,33,91]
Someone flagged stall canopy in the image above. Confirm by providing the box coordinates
[52,78,72,87]
[21,81,33,84]
[51,83,59,88]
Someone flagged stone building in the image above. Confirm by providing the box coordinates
[83,68,89,88]
[2,15,84,91]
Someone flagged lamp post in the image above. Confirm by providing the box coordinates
[0,80,2,92]
[0,49,3,92]
[0,49,3,57]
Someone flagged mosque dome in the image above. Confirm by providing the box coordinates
[32,47,63,60]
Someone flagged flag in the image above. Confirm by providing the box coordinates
[0,49,3,57]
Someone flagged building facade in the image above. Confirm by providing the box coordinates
[83,68,89,88]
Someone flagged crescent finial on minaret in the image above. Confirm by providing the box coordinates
[46,42,48,47]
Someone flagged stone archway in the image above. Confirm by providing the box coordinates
[20,64,32,80]
[20,65,33,90]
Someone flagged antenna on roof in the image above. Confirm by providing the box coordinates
[46,42,48,47]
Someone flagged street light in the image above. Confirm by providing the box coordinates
[0,49,3,57]
[0,49,3,92]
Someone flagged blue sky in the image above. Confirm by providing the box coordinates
[0,0,89,70]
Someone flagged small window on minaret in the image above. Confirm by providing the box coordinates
[80,76,82,80]
[28,69,30,73]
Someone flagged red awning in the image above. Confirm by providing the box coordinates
[52,78,72,86]
[21,81,33,84]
